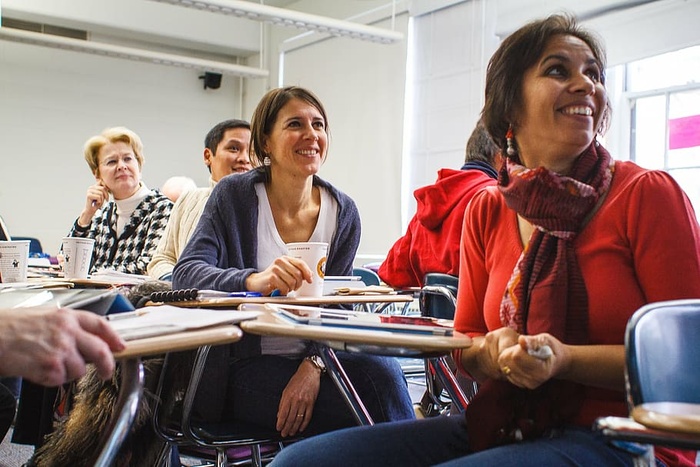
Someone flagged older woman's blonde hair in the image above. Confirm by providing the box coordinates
[83,127,144,176]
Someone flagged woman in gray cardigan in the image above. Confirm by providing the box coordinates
[173,86,414,438]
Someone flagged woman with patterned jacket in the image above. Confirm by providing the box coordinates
[67,126,172,275]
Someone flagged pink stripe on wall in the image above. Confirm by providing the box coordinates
[669,115,700,150]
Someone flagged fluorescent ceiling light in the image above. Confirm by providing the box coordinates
[149,0,404,44]
[0,26,269,78]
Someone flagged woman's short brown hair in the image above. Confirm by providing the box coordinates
[83,127,144,176]
[481,13,610,153]
[249,86,329,171]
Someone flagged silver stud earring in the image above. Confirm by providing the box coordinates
[263,155,271,166]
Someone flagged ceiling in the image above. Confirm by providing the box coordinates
[0,0,395,60]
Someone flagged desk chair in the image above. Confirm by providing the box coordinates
[418,273,476,416]
[12,236,43,254]
[153,346,291,467]
[594,299,700,457]
[352,267,381,286]
[351,267,385,313]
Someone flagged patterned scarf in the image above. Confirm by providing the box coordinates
[466,141,614,452]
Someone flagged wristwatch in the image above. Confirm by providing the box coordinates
[305,355,326,374]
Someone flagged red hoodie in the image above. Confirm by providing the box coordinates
[378,167,496,288]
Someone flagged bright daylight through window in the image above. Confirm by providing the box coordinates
[625,45,700,219]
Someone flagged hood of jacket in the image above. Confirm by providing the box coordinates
[415,168,495,230]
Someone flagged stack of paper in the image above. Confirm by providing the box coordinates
[106,305,262,340]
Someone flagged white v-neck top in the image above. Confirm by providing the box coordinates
[254,182,338,355]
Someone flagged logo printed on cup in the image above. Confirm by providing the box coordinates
[0,240,30,283]
[61,237,95,279]
[316,257,326,279]
[286,242,328,297]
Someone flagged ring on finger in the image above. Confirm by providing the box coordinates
[296,413,304,418]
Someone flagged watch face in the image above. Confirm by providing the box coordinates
[309,355,325,371]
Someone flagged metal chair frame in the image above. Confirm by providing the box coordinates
[418,273,476,416]
[152,346,291,467]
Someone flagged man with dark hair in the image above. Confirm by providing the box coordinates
[378,120,500,288]
[148,119,252,280]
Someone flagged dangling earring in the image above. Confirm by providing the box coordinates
[505,124,516,157]
[263,155,271,166]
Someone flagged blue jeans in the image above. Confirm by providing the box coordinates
[223,353,415,436]
[0,383,16,443]
[270,415,638,467]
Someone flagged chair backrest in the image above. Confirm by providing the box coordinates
[12,236,43,254]
[626,299,700,406]
[419,273,458,320]
[352,267,381,286]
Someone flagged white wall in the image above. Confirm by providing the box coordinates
[403,0,499,223]
[277,15,409,262]
[0,40,248,254]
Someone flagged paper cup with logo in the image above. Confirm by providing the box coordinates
[61,237,95,279]
[286,242,328,297]
[0,240,30,283]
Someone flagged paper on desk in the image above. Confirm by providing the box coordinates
[107,305,262,340]
[89,269,151,285]
[334,285,396,296]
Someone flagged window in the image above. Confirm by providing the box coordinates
[626,45,700,219]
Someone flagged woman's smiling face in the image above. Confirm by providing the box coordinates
[514,34,607,174]
[264,97,327,178]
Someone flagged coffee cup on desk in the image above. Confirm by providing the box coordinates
[61,237,95,279]
[286,242,328,297]
[0,240,30,283]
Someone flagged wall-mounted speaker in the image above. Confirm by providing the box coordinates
[199,72,222,90]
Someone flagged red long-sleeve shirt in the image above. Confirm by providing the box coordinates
[455,161,700,466]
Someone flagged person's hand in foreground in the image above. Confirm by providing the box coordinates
[0,307,126,386]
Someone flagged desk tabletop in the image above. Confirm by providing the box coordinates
[23,277,124,289]
[113,324,242,359]
[151,293,413,308]
[632,402,700,436]
[240,311,471,356]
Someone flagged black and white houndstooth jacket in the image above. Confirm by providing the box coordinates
[69,190,173,275]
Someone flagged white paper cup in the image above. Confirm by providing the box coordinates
[0,240,30,283]
[61,237,95,279]
[286,242,328,297]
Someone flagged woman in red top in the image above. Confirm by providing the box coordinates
[271,14,700,467]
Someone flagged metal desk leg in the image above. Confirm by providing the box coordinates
[317,346,374,426]
[92,358,145,467]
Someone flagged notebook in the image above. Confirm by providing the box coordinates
[1,288,123,315]
[268,303,454,336]
[106,305,262,340]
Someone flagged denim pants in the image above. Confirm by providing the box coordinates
[0,383,17,443]
[270,414,638,467]
[223,352,415,436]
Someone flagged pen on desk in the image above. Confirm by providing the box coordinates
[106,310,149,321]
[195,290,263,299]
[227,291,263,298]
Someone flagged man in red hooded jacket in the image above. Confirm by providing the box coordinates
[378,121,500,288]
